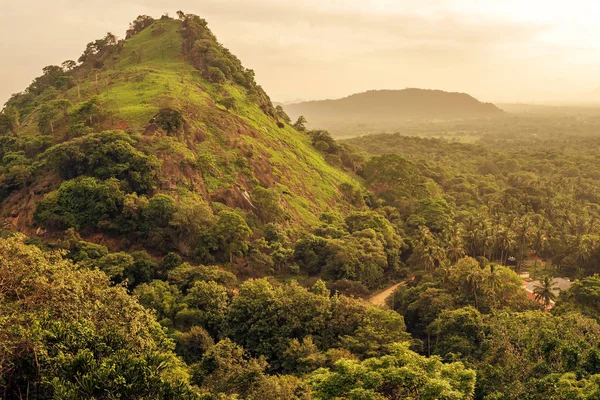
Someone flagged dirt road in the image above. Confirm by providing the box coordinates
[369,282,404,307]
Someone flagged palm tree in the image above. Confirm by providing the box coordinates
[533,276,558,308]
[576,234,600,264]
[411,227,445,272]
[466,266,486,310]
[446,226,466,263]
[514,215,533,271]
[485,264,503,296]
[496,228,516,265]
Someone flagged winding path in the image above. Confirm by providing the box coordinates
[369,282,404,307]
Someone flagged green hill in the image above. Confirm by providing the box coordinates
[284,88,504,137]
[0,14,358,246]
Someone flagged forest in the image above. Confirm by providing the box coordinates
[2,12,600,400]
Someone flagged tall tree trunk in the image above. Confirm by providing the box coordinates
[95,71,100,94]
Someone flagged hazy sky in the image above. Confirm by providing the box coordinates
[2,0,600,105]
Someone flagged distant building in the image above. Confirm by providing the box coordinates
[523,277,572,310]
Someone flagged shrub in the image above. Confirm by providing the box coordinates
[44,130,160,193]
[34,177,125,230]
[155,108,184,134]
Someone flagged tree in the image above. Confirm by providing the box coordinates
[251,186,286,222]
[75,96,100,124]
[61,59,77,71]
[495,227,516,265]
[0,235,195,398]
[33,177,125,230]
[534,276,558,307]
[215,211,252,262]
[429,307,486,363]
[275,105,291,123]
[195,338,268,394]
[409,226,445,272]
[134,280,184,326]
[37,103,56,133]
[126,15,155,38]
[554,274,600,321]
[51,98,72,124]
[179,280,229,335]
[293,115,307,132]
[308,342,476,399]
[0,106,20,134]
[224,279,331,368]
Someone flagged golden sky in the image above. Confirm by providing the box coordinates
[2,0,600,105]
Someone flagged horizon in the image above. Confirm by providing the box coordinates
[3,1,600,106]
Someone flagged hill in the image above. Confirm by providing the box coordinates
[0,14,360,253]
[285,88,504,137]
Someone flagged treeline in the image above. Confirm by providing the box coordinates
[345,133,600,278]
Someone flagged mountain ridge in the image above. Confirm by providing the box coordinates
[284,88,504,136]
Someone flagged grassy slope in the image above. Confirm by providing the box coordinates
[7,18,358,228]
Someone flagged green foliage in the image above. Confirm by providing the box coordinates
[73,96,101,125]
[215,211,252,262]
[34,177,125,230]
[179,12,268,110]
[0,235,194,398]
[12,13,600,399]
[217,96,236,110]
[44,130,160,193]
[0,106,20,134]
[275,105,291,124]
[223,279,410,369]
[360,154,430,207]
[127,15,155,38]
[251,186,286,222]
[179,280,229,335]
[554,274,600,321]
[155,107,184,133]
[308,342,475,399]
[475,311,600,399]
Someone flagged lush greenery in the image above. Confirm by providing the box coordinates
[3,11,600,400]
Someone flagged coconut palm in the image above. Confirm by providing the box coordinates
[533,276,558,308]
[411,227,445,272]
[446,226,466,263]
[496,228,516,265]
[465,265,486,310]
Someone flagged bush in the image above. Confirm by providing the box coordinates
[34,177,125,230]
[44,130,160,193]
[208,67,226,83]
[217,97,236,110]
[155,108,184,134]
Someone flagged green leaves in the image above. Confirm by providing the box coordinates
[0,235,195,397]
[308,343,475,400]
[43,130,160,193]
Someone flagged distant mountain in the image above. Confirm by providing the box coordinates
[284,89,504,137]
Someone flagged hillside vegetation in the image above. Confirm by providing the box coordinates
[0,14,358,238]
